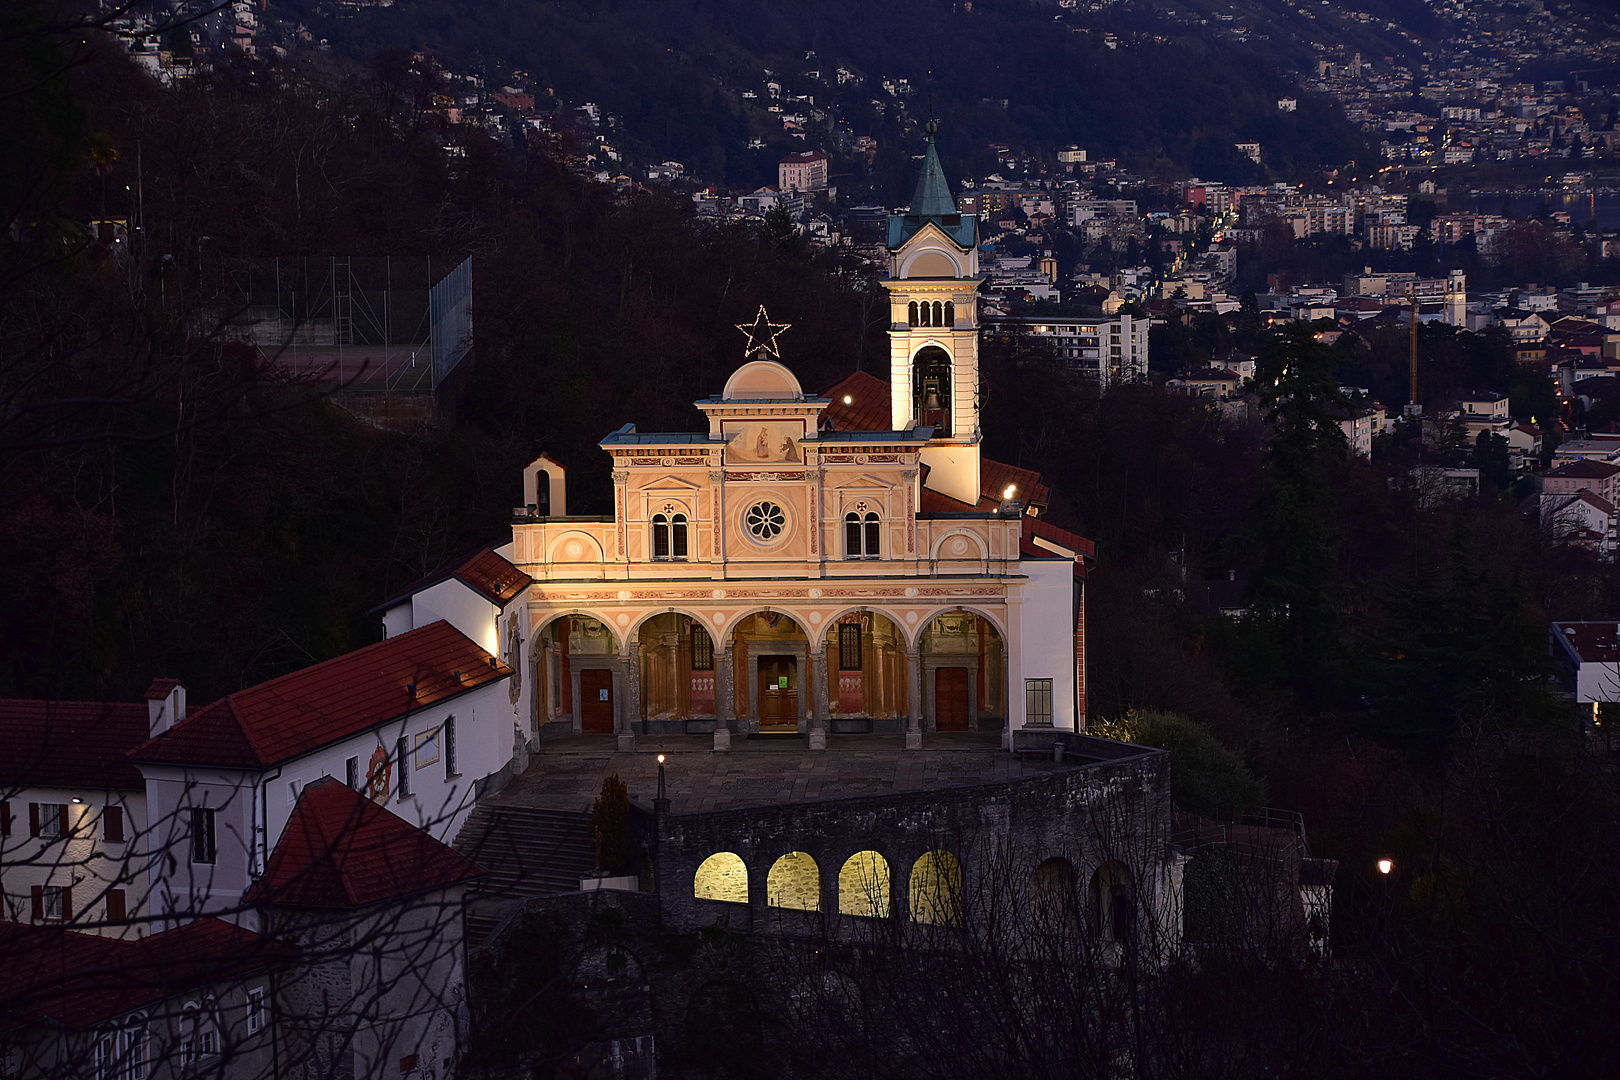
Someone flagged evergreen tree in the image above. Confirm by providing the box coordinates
[1248,322,1349,712]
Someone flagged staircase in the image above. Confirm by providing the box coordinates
[454,804,596,946]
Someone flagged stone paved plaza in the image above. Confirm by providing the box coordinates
[493,733,1090,814]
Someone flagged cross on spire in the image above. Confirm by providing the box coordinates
[735,305,792,359]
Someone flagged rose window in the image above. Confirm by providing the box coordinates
[745,501,786,541]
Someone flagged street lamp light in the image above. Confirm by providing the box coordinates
[1377,857,1394,876]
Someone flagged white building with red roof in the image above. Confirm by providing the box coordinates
[128,621,514,932]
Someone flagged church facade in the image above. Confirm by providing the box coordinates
[479,135,1094,753]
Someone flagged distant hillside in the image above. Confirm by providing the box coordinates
[287,0,1378,195]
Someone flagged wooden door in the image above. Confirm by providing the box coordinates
[934,667,970,731]
[580,669,614,733]
[757,657,798,728]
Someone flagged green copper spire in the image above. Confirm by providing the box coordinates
[909,120,958,217]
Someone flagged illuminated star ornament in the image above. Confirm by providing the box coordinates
[736,305,792,359]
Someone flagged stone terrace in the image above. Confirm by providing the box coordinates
[491,732,1096,814]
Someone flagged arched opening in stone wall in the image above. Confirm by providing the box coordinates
[829,611,908,730]
[766,852,821,911]
[1089,860,1136,942]
[838,851,891,918]
[1030,857,1079,934]
[909,849,963,925]
[636,613,717,733]
[532,614,618,735]
[920,611,1006,733]
[728,611,809,732]
[695,852,748,904]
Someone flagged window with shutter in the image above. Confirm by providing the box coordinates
[397,738,411,798]
[0,799,10,836]
[444,716,458,777]
[107,889,126,924]
[346,756,360,789]
[29,802,40,837]
[30,885,42,922]
[190,808,216,864]
[103,805,125,843]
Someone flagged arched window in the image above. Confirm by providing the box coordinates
[932,301,944,325]
[919,300,932,327]
[944,301,955,327]
[119,1017,146,1080]
[838,851,890,918]
[845,512,881,559]
[671,513,688,559]
[695,852,748,903]
[913,346,952,437]
[908,301,918,326]
[651,514,670,561]
[767,851,821,911]
[909,850,963,925]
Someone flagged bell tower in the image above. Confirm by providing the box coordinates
[882,122,983,506]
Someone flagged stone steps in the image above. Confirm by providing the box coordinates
[454,804,598,945]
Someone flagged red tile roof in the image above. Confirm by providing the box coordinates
[0,917,287,1030]
[1548,459,1620,479]
[0,700,149,790]
[980,458,1050,509]
[454,548,533,606]
[248,778,483,908]
[820,371,893,432]
[130,622,510,769]
[373,544,532,613]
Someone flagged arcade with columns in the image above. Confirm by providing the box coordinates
[496,131,1093,752]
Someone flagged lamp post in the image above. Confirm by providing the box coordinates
[653,754,670,926]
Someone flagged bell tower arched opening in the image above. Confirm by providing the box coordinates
[913,347,952,437]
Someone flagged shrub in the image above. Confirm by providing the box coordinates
[590,772,637,874]
[1091,709,1266,820]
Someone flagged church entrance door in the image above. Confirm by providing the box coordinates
[934,668,970,731]
[757,657,799,729]
[580,669,614,733]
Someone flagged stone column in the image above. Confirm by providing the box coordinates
[714,647,734,752]
[905,649,923,751]
[618,644,639,752]
[809,648,829,751]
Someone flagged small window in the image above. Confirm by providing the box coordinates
[838,623,863,671]
[671,513,688,559]
[346,756,360,789]
[246,987,266,1034]
[944,301,955,327]
[844,512,862,558]
[691,624,714,671]
[32,802,66,839]
[444,716,458,778]
[864,513,880,558]
[1025,678,1054,726]
[103,805,124,843]
[415,729,440,769]
[1,799,11,837]
[932,300,944,325]
[745,501,786,541]
[190,808,216,865]
[919,301,932,327]
[908,301,918,326]
[396,738,412,799]
[37,884,69,922]
[94,1031,114,1079]
[107,889,127,924]
[651,513,671,560]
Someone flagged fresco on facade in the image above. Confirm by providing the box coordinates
[723,420,805,464]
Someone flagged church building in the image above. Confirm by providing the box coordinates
[387,130,1095,753]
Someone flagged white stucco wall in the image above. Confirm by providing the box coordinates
[412,580,500,657]
[1014,559,1079,731]
[138,678,514,930]
[0,787,146,936]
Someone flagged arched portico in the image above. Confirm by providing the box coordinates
[918,608,1007,738]
[530,612,623,739]
[634,610,721,736]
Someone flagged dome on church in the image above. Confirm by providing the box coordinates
[721,359,805,401]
